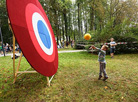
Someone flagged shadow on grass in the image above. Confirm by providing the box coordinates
[1,73,49,102]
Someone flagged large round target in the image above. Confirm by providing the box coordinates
[6,0,58,76]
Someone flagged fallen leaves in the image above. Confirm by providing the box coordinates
[104,86,108,89]
[1,85,4,90]
[121,97,124,100]
[4,80,7,83]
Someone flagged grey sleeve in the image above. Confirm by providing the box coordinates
[100,50,106,54]
[95,47,100,51]
[95,48,102,52]
[95,47,105,54]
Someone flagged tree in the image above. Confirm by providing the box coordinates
[1,0,138,44]
[0,0,12,44]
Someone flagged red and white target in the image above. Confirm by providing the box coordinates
[6,0,58,76]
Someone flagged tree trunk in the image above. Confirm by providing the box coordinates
[62,27,65,41]
[59,29,62,42]
[110,0,113,20]
[85,20,87,33]
[69,12,71,43]
[69,36,70,43]
[54,10,59,45]
[90,7,94,31]
[81,20,83,35]
[63,13,68,41]
[74,30,75,41]
[78,3,81,37]
[62,18,65,41]
[56,36,59,45]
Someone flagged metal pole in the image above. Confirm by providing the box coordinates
[0,27,5,56]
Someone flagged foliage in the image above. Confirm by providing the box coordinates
[0,0,12,44]
[0,0,138,44]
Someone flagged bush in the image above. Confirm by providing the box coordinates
[75,40,138,54]
[115,42,138,54]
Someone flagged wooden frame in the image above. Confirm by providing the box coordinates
[9,19,54,87]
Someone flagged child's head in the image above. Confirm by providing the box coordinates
[110,38,114,42]
[101,45,108,51]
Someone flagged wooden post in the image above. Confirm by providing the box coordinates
[9,18,15,79]
[13,32,15,79]
[47,77,50,87]
[13,52,23,83]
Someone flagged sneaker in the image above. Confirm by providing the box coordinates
[98,75,102,80]
[103,77,108,81]
[15,55,19,59]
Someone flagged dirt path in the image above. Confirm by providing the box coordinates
[0,50,87,57]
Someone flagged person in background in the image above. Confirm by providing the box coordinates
[66,41,69,48]
[0,42,2,55]
[6,43,10,52]
[62,40,65,48]
[71,40,73,48]
[110,38,117,58]
[71,40,75,48]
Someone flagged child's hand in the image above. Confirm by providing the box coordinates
[89,46,92,49]
[89,45,96,49]
[91,45,96,49]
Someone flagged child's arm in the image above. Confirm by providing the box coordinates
[89,45,106,54]
[89,45,100,51]
[89,45,97,50]
[93,45,106,54]
[110,42,117,46]
[111,44,117,46]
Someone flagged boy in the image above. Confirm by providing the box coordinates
[89,45,108,81]
[110,38,117,58]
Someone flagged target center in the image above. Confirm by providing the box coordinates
[37,20,51,49]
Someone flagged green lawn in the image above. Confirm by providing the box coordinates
[0,52,138,102]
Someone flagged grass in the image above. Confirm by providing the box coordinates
[0,52,138,102]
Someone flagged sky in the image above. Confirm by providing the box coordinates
[71,0,76,3]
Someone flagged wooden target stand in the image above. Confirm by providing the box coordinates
[8,19,54,87]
